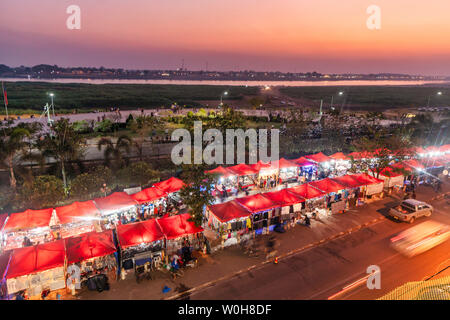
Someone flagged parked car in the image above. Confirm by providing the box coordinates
[389,199,433,223]
[390,220,450,257]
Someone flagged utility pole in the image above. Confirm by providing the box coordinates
[1,82,8,120]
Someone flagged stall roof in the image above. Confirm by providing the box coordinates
[65,230,116,264]
[288,183,326,199]
[227,163,259,176]
[94,192,138,215]
[329,152,349,161]
[131,187,167,204]
[269,158,299,169]
[439,144,450,153]
[263,189,305,207]
[3,208,53,233]
[117,219,165,249]
[331,175,366,188]
[249,160,272,172]
[153,177,186,194]
[425,145,440,153]
[157,213,204,240]
[349,173,384,186]
[206,166,235,177]
[207,200,251,223]
[348,151,373,160]
[376,167,403,178]
[402,159,425,170]
[304,152,331,163]
[6,240,65,279]
[235,193,279,213]
[292,157,316,167]
[55,200,100,225]
[309,178,348,193]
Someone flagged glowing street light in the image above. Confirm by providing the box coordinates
[427,91,443,107]
[220,91,228,107]
[49,92,55,117]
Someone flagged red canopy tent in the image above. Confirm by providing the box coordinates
[439,144,450,153]
[269,158,298,169]
[263,189,305,207]
[131,187,167,204]
[153,177,186,194]
[117,219,165,249]
[227,163,259,176]
[350,173,384,186]
[94,192,138,215]
[3,208,53,233]
[55,200,100,225]
[425,145,440,154]
[348,151,373,160]
[304,152,331,163]
[309,178,348,193]
[207,200,251,223]
[248,160,272,172]
[65,230,116,264]
[292,157,316,167]
[288,184,326,199]
[235,193,279,213]
[5,240,65,279]
[157,213,204,240]
[206,166,235,177]
[331,175,366,188]
[329,152,349,161]
[376,167,403,178]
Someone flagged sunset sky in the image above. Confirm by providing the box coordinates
[1,0,450,75]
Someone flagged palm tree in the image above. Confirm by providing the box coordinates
[0,121,31,189]
[97,134,132,170]
[37,118,85,190]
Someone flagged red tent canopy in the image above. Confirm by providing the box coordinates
[55,200,100,225]
[208,200,251,223]
[331,175,366,188]
[439,144,450,153]
[425,145,440,153]
[157,213,204,240]
[329,152,349,161]
[6,240,65,279]
[292,157,316,167]
[351,173,384,185]
[263,189,305,207]
[0,251,11,280]
[94,192,138,215]
[117,219,165,249]
[309,178,348,193]
[131,187,167,204]
[206,166,235,177]
[376,167,403,178]
[304,152,331,163]
[227,163,259,176]
[269,158,298,169]
[65,230,116,264]
[249,160,272,172]
[3,208,53,233]
[288,183,326,199]
[235,193,279,213]
[153,177,186,194]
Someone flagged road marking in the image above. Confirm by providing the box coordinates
[327,274,372,300]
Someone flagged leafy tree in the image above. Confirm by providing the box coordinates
[0,120,32,189]
[127,115,161,161]
[94,119,113,133]
[69,166,113,200]
[37,118,86,190]
[179,164,215,227]
[116,162,159,188]
[18,175,65,209]
[97,135,132,170]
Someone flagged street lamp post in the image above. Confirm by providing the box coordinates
[49,93,55,117]
[426,91,443,107]
[220,91,228,107]
[330,91,343,110]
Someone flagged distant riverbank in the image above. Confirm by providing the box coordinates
[1,77,449,87]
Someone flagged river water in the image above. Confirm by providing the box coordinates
[1,77,448,87]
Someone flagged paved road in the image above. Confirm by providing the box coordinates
[187,199,450,300]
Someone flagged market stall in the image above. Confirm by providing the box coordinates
[2,208,57,251]
[5,240,66,299]
[153,177,186,210]
[0,251,11,299]
[309,178,349,214]
[288,183,327,218]
[270,158,299,184]
[206,166,238,195]
[116,219,165,274]
[54,200,100,239]
[348,173,385,202]
[371,167,405,191]
[263,189,305,226]
[94,192,139,229]
[235,194,279,234]
[65,230,117,290]
[329,152,351,176]
[131,187,168,219]
[205,200,252,247]
[227,163,259,190]
[253,161,278,189]
[293,156,317,182]
[304,152,333,178]
[157,213,204,255]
